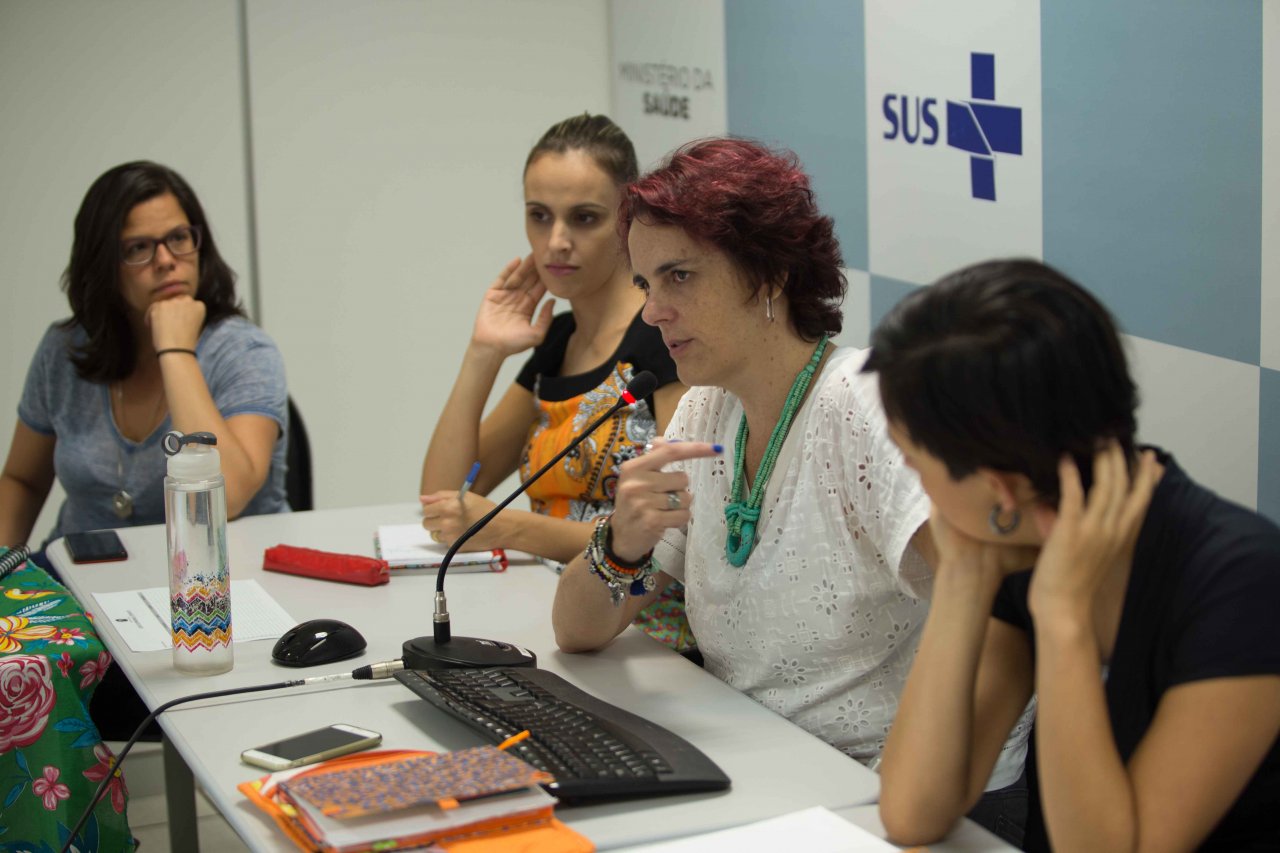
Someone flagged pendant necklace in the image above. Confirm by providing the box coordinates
[112,379,166,520]
[724,334,829,567]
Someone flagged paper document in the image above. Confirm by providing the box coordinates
[375,524,506,572]
[91,579,295,653]
[613,807,898,853]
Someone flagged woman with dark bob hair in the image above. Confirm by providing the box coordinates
[869,260,1280,851]
[1,160,288,558]
[553,139,1030,794]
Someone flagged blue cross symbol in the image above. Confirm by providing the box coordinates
[946,53,1023,201]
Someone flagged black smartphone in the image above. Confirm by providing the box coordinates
[241,724,382,771]
[64,531,128,564]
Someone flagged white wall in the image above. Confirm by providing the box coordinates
[1,0,611,541]
[245,0,611,509]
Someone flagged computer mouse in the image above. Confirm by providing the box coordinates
[271,618,367,667]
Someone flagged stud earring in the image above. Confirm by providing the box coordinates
[988,505,1020,536]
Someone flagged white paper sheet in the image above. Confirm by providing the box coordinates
[613,807,898,853]
[91,579,295,653]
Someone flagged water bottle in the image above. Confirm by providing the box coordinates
[162,430,233,674]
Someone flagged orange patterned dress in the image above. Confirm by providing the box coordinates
[516,312,693,651]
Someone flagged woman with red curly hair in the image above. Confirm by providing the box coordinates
[552,139,1030,816]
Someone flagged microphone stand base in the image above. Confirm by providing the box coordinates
[401,635,537,670]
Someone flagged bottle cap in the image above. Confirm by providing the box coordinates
[163,431,221,480]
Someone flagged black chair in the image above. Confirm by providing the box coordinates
[286,396,314,511]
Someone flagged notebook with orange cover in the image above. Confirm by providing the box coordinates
[238,748,592,853]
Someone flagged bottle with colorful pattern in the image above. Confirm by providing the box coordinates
[162,430,233,674]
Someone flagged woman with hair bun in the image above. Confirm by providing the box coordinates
[420,113,691,650]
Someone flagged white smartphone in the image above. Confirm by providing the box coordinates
[240,724,382,771]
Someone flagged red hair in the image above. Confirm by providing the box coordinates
[620,138,845,340]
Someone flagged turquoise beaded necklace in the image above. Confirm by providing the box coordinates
[723,334,830,567]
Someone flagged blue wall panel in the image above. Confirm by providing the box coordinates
[869,274,921,333]
[1258,368,1280,520]
[1041,0,1262,365]
[726,0,868,270]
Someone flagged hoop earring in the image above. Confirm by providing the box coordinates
[988,505,1020,536]
[765,293,775,322]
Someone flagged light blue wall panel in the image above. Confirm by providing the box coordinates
[1041,1,1262,365]
[726,0,868,270]
[869,274,921,332]
[1258,368,1280,520]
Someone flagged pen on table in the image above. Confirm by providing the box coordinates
[458,461,481,500]
[497,729,531,751]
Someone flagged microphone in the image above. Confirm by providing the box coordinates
[402,370,660,670]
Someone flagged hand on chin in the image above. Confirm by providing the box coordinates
[147,294,205,352]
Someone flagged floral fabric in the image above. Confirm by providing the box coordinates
[0,549,134,852]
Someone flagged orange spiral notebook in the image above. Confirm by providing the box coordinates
[238,747,592,852]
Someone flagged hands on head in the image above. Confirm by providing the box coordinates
[471,255,555,357]
[1028,442,1161,619]
[926,506,1040,587]
[929,440,1162,609]
[608,438,723,563]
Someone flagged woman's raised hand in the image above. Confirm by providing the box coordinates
[471,255,555,357]
[608,439,722,563]
[1028,442,1160,622]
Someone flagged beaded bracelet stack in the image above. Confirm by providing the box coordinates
[586,515,659,606]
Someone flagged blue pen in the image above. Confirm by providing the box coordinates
[458,461,481,500]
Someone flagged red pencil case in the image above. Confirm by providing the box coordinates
[263,545,390,586]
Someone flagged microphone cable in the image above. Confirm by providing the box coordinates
[59,658,404,853]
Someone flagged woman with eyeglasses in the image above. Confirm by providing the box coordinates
[0,161,288,739]
[0,160,288,559]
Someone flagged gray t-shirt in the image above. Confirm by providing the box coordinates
[18,316,289,546]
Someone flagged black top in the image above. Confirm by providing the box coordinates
[993,450,1280,852]
[514,311,678,410]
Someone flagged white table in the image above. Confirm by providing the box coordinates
[53,503,948,851]
[836,805,1012,851]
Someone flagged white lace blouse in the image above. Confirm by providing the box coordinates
[654,346,933,762]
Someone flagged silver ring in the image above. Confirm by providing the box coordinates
[666,491,681,511]
[643,440,656,455]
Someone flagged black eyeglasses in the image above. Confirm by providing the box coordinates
[121,225,202,266]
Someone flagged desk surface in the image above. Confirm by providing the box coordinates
[52,504,929,850]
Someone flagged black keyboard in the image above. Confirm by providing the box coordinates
[394,667,730,801]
